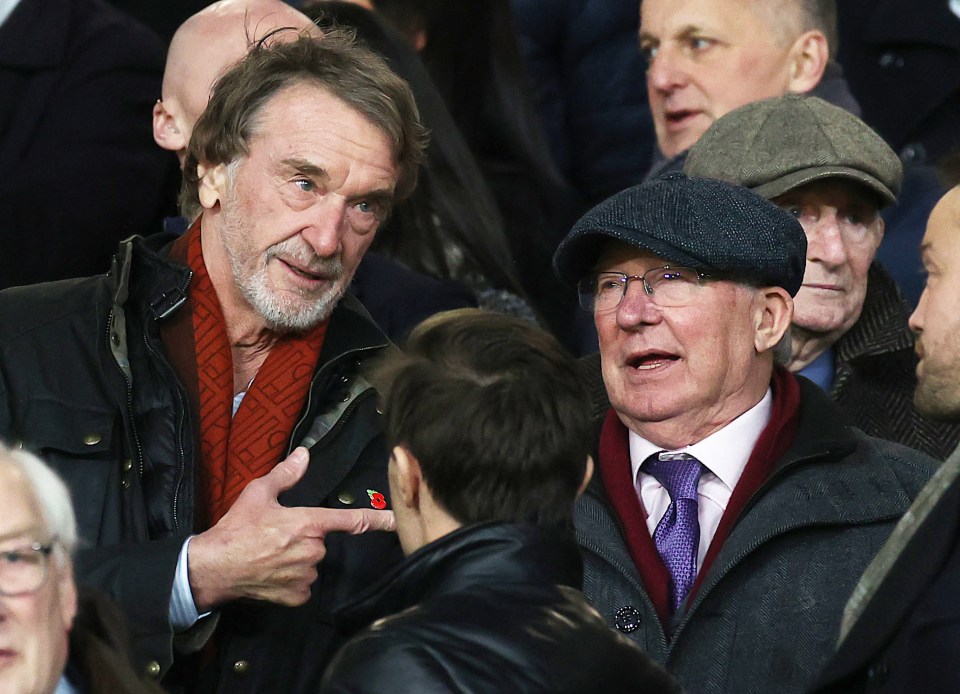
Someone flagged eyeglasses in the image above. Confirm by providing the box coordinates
[0,540,56,596]
[577,267,713,312]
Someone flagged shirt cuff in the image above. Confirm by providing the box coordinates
[169,536,207,631]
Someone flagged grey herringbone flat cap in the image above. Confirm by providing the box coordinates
[684,93,903,205]
[553,172,807,296]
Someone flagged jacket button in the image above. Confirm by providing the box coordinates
[338,491,356,505]
[233,660,250,675]
[122,459,134,472]
[111,332,120,346]
[614,605,641,633]
[878,51,905,69]
[867,661,888,683]
[82,433,102,446]
[145,661,161,678]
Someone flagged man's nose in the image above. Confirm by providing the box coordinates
[300,197,346,258]
[647,46,687,94]
[616,280,662,329]
[908,287,928,335]
[806,212,849,267]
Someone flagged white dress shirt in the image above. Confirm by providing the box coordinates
[629,388,773,570]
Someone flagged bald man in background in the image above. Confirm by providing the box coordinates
[153,0,322,170]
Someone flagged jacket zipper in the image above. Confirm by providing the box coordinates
[106,312,146,480]
[142,331,189,537]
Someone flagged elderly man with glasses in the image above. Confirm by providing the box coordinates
[554,172,936,693]
[0,444,163,693]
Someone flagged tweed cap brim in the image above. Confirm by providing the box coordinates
[684,94,903,209]
[553,172,807,296]
[753,165,897,206]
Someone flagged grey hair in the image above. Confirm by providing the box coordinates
[1,445,78,561]
[772,326,793,366]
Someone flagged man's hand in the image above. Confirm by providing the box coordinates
[187,447,396,611]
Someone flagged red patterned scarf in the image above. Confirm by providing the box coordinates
[164,220,327,527]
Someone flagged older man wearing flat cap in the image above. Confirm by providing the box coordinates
[684,94,960,461]
[555,172,937,693]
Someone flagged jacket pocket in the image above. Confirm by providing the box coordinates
[15,398,123,547]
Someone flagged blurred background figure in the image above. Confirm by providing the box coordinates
[0,0,179,290]
[0,444,164,693]
[510,0,654,207]
[837,0,960,169]
[347,0,586,348]
[305,1,541,332]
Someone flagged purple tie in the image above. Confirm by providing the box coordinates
[644,452,704,611]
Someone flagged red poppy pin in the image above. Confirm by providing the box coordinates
[367,489,387,510]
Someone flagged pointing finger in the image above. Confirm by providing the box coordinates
[299,508,397,536]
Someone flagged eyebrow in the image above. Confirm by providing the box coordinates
[281,157,329,181]
[640,23,703,43]
[0,525,44,544]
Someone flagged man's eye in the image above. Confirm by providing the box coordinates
[640,44,658,61]
[294,179,314,192]
[786,206,803,218]
[597,278,623,293]
[356,200,373,214]
[689,37,714,51]
[1,550,30,565]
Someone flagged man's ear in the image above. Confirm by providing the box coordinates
[391,445,422,510]
[197,162,229,210]
[577,456,595,497]
[152,99,187,154]
[786,30,829,93]
[754,287,794,354]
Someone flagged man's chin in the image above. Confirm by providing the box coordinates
[915,381,960,423]
[257,287,343,333]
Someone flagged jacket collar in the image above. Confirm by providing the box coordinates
[835,262,914,364]
[336,522,583,635]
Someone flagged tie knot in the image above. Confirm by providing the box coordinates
[643,452,702,501]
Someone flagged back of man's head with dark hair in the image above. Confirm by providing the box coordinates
[373,309,593,528]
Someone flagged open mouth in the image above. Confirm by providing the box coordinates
[627,351,679,370]
[280,259,327,282]
[664,109,700,129]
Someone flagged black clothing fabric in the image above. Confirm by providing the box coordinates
[69,588,167,694]
[831,263,960,460]
[0,0,179,289]
[511,0,653,205]
[322,522,681,694]
[837,0,960,167]
[812,450,960,693]
[0,233,403,693]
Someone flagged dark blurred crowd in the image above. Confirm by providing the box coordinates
[4,0,960,692]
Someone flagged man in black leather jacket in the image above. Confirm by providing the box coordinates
[321,309,680,694]
[0,32,427,693]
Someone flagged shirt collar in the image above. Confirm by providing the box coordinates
[0,0,22,29]
[629,388,773,492]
